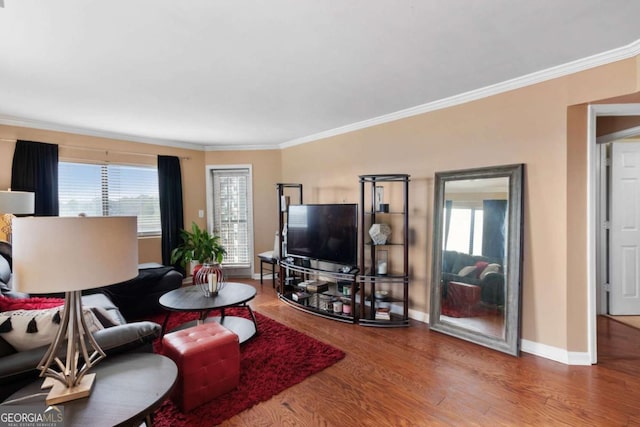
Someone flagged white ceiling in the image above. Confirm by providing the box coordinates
[1,1,640,151]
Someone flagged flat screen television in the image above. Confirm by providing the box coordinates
[286,204,358,267]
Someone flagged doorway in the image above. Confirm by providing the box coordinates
[589,104,640,363]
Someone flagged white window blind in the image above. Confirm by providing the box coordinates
[59,162,161,235]
[212,168,251,267]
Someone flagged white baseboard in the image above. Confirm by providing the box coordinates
[520,339,592,365]
[408,309,591,366]
[409,308,429,324]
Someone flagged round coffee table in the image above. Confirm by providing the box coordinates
[4,353,176,427]
[159,282,258,343]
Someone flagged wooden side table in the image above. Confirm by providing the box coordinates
[4,353,177,427]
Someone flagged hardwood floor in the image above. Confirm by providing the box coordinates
[222,280,640,426]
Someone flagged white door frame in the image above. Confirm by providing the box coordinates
[587,104,640,363]
[205,164,255,277]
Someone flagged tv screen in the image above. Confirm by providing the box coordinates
[286,204,358,267]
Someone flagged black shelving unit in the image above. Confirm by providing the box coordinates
[359,174,410,327]
[275,183,302,294]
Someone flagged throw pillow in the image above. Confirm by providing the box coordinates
[457,265,477,277]
[0,307,104,351]
[474,261,489,278]
[0,295,65,312]
[90,306,121,328]
[0,256,10,288]
[480,263,501,280]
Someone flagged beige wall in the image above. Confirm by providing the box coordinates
[2,56,640,354]
[566,104,590,352]
[281,57,639,352]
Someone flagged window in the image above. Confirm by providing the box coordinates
[59,162,161,235]
[208,166,253,272]
[444,205,484,255]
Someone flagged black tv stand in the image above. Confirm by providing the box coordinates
[279,259,359,323]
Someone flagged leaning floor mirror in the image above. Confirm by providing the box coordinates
[429,164,524,356]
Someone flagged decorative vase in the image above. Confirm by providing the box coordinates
[369,223,391,245]
[194,263,225,297]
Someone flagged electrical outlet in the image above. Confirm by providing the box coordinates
[198,209,204,218]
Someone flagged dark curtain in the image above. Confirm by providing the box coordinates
[482,199,508,261]
[158,155,184,268]
[10,140,59,216]
[444,199,453,250]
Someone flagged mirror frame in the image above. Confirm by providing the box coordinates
[429,163,524,356]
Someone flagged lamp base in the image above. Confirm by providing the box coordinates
[36,290,105,405]
[42,373,96,405]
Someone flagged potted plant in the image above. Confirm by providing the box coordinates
[170,222,226,275]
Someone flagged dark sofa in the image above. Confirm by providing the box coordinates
[99,262,183,320]
[441,250,505,306]
[0,244,182,401]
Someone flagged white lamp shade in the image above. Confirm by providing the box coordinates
[12,216,139,293]
[0,190,35,214]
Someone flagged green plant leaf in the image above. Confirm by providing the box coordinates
[170,221,226,267]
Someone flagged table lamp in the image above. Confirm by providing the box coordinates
[11,216,138,405]
[0,189,35,242]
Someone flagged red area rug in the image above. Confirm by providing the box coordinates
[142,309,345,426]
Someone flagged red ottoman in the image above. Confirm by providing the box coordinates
[448,281,481,316]
[162,322,240,412]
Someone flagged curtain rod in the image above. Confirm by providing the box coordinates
[0,138,190,160]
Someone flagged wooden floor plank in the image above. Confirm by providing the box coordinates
[219,280,640,426]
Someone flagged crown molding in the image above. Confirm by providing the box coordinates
[0,115,207,151]
[204,143,281,151]
[0,114,283,152]
[280,38,640,149]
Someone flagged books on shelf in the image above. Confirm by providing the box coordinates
[306,281,329,293]
[291,291,311,302]
[375,307,391,320]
